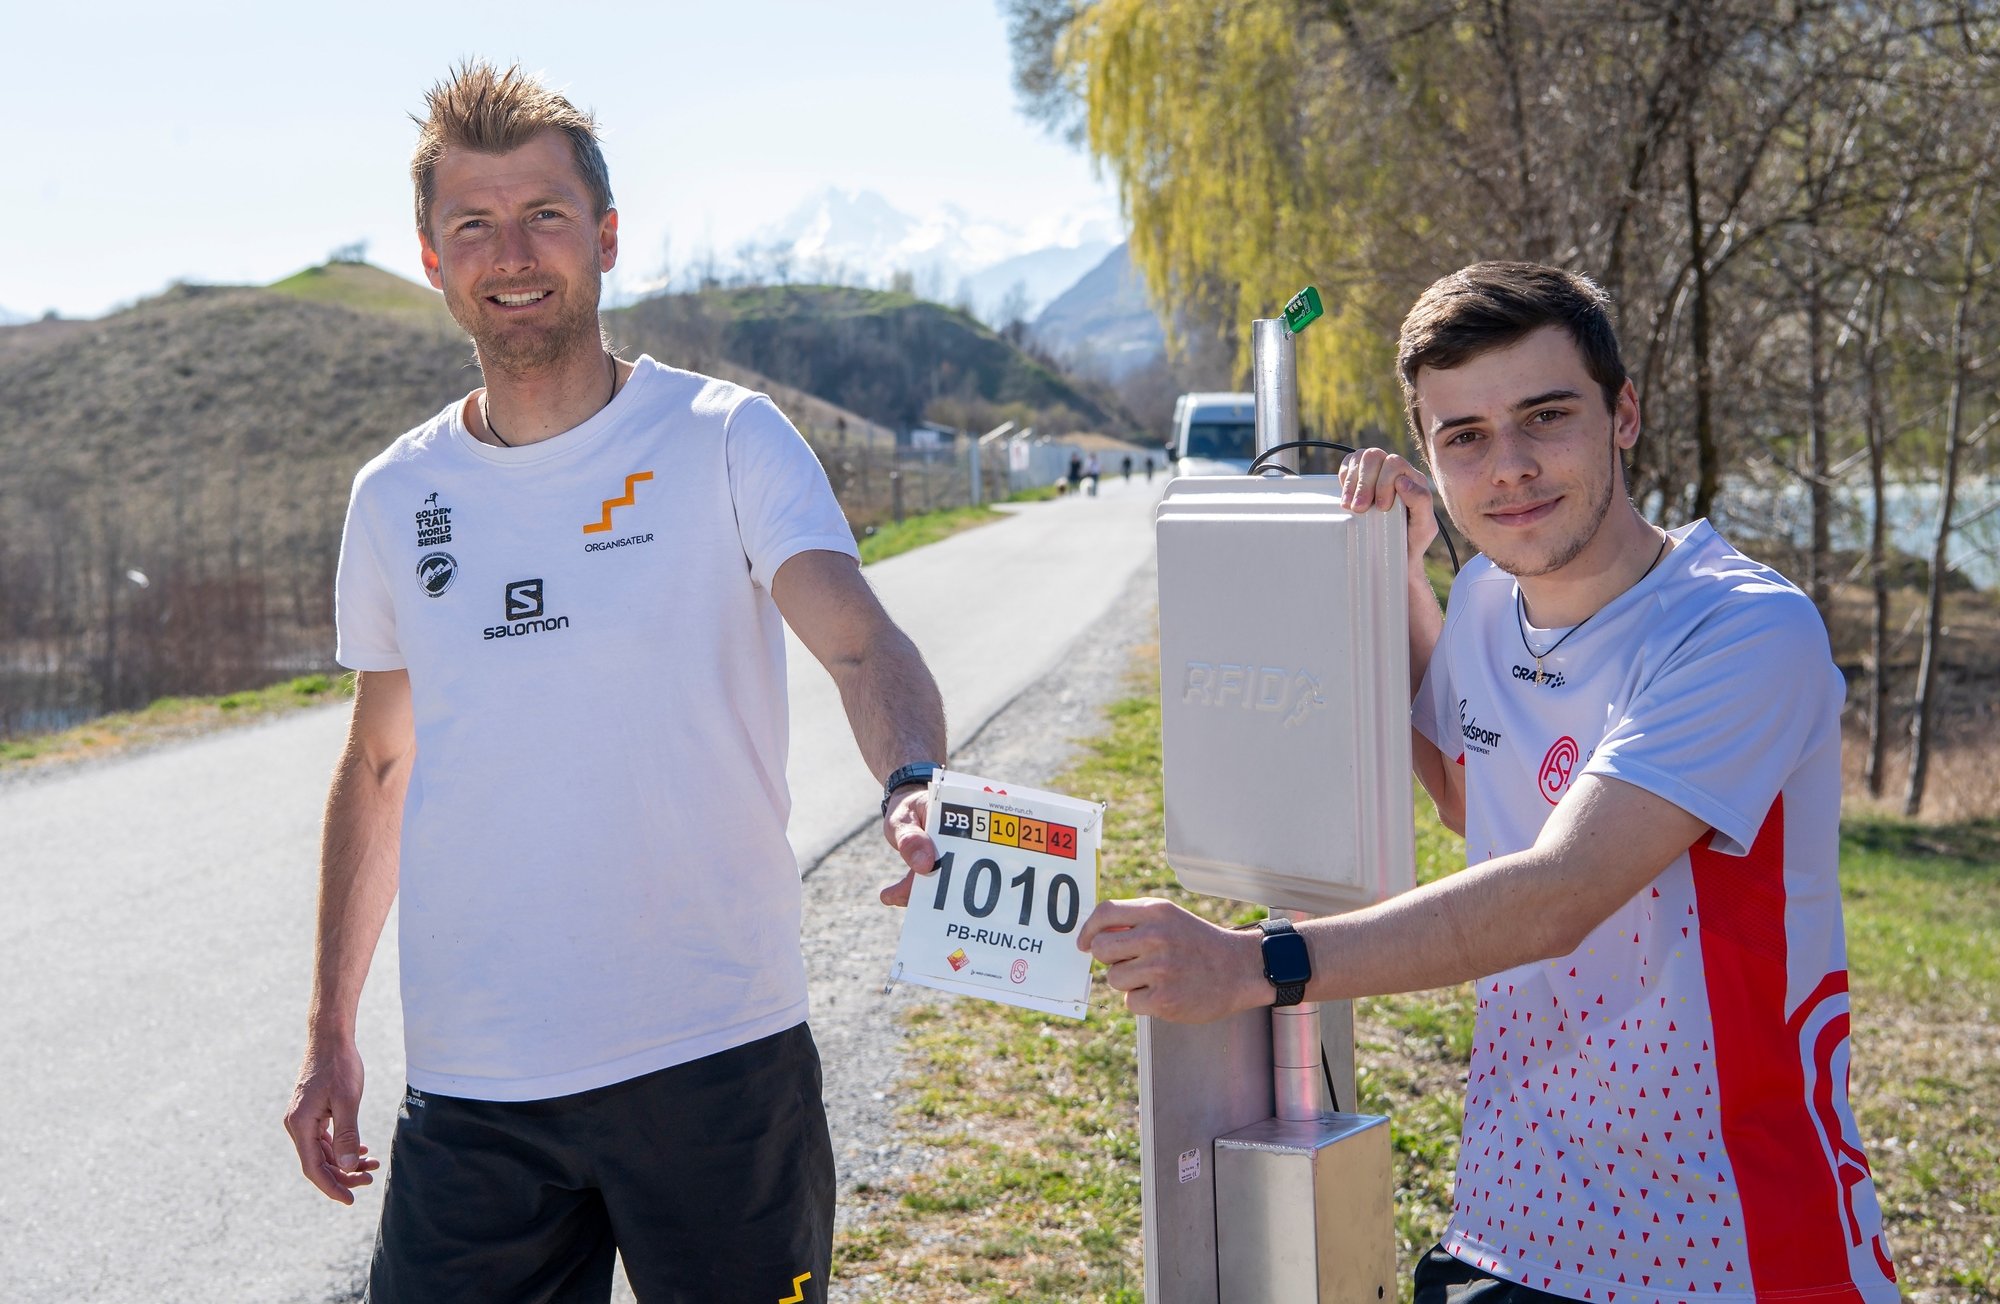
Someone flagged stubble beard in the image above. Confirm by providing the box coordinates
[447,263,606,380]
[1445,440,1618,580]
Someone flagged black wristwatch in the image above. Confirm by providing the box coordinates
[881,761,943,815]
[1258,917,1312,1007]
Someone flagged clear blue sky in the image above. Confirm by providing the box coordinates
[1,1,1115,319]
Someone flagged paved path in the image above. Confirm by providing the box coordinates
[0,476,1162,1303]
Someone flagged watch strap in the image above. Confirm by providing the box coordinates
[1258,917,1309,1007]
[881,761,942,814]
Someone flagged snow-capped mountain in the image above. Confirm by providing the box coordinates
[1031,243,1166,380]
[748,187,1119,323]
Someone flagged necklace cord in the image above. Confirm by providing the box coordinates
[1515,530,1670,684]
[479,351,618,448]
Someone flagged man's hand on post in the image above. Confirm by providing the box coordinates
[1077,897,1270,1023]
[877,786,938,907]
[282,1037,380,1205]
[1339,447,1438,570]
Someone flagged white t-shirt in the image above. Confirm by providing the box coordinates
[334,356,859,1102]
[1412,521,1898,1303]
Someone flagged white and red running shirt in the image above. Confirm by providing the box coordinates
[1411,521,1897,1303]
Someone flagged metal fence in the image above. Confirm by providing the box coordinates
[800,428,1094,532]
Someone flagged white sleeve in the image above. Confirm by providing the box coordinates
[333,471,406,672]
[1410,575,1469,761]
[1583,590,1840,855]
[723,394,859,590]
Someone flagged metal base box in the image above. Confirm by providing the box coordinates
[1215,1114,1395,1304]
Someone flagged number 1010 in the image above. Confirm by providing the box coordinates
[927,851,1081,933]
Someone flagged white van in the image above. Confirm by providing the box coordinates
[1170,391,1257,476]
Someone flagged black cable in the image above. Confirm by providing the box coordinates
[1246,439,1463,574]
[1247,438,1357,473]
[1321,1042,1342,1113]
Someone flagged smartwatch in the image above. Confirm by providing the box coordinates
[881,761,943,815]
[1258,917,1312,1007]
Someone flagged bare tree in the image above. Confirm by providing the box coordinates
[1906,160,1992,815]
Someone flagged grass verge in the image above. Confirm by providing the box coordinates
[0,673,354,776]
[859,505,1004,566]
[833,661,1999,1302]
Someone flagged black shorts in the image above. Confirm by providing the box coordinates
[368,1022,834,1304]
[1414,1245,1577,1304]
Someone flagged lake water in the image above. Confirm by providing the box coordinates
[1709,476,1998,592]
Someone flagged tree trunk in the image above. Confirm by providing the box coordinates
[1863,281,1891,798]
[1905,178,1984,816]
[1805,234,1833,627]
[1681,26,1720,522]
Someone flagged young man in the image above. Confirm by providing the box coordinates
[1078,264,1899,1302]
[281,64,945,1304]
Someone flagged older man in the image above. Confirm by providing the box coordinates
[283,63,945,1304]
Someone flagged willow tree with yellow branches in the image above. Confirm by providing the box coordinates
[1055,0,1409,436]
[1012,0,2000,815]
[1013,1,1996,503]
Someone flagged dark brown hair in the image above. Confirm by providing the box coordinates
[410,62,612,237]
[1396,262,1627,445]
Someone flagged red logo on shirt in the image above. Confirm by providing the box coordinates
[1538,736,1580,804]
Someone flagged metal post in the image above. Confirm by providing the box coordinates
[1271,1001,1329,1121]
[1143,291,1396,1302]
[973,421,1015,508]
[891,469,904,523]
[1252,318,1299,473]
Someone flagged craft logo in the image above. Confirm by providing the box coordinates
[415,493,453,547]
[1457,699,1503,755]
[1510,663,1566,689]
[946,948,970,972]
[484,579,570,640]
[416,552,457,598]
[1180,662,1328,728]
[1538,735,1581,804]
[1010,958,1030,984]
[584,470,653,535]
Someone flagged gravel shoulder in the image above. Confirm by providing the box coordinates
[803,554,1158,1211]
[602,556,1158,1303]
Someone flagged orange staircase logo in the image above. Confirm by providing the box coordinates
[584,471,653,534]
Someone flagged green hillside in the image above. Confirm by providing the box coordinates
[267,260,452,317]
[616,284,1131,435]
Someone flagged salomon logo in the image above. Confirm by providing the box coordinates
[504,579,544,621]
[484,578,569,641]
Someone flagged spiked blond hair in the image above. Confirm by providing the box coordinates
[410,61,612,236]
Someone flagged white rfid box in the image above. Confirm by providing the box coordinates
[1155,475,1416,914]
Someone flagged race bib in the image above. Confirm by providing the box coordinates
[889,769,1102,1020]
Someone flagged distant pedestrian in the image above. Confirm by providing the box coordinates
[1085,452,1101,496]
[1067,452,1083,496]
[1121,454,1133,482]
[1145,455,1156,482]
